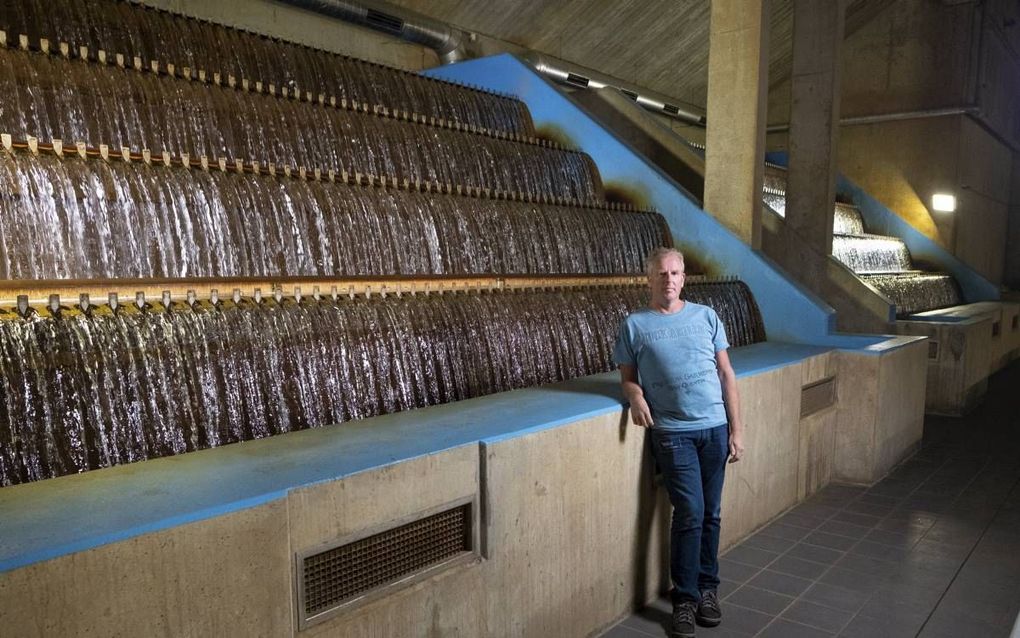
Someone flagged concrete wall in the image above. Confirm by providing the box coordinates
[836,115,1012,284]
[137,0,439,71]
[0,347,928,637]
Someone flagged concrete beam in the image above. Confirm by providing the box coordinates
[704,0,770,249]
[786,0,846,256]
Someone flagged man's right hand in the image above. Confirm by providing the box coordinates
[630,396,654,427]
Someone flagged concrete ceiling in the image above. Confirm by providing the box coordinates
[384,0,892,110]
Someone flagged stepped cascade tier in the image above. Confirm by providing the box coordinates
[0,47,603,204]
[0,151,662,280]
[0,0,533,135]
[0,281,765,486]
[763,165,960,316]
[0,1,769,486]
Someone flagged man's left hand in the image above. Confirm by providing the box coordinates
[728,430,745,463]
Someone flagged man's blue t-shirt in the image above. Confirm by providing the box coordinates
[613,302,730,432]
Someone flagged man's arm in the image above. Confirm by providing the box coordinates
[620,364,653,427]
[716,349,744,462]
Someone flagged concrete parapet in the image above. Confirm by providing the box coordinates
[0,341,930,637]
[898,301,1020,415]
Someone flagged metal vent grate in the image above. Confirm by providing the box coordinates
[365,10,404,34]
[928,340,939,360]
[300,504,472,623]
[801,377,836,417]
[993,321,1001,337]
[1013,316,1019,332]
[566,72,590,88]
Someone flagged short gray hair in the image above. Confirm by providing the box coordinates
[644,247,685,275]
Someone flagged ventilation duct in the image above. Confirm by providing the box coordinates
[522,52,706,126]
[277,0,468,63]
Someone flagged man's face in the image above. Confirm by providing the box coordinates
[648,254,685,303]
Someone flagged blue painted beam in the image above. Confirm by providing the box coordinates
[423,54,838,344]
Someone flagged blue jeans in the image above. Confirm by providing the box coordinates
[650,424,729,603]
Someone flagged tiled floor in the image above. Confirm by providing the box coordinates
[602,361,1020,638]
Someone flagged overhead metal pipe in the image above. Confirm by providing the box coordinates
[521,52,706,126]
[277,0,706,126]
[275,0,468,63]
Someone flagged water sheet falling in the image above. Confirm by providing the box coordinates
[0,153,661,279]
[862,273,962,317]
[831,234,913,274]
[0,282,765,486]
[0,48,603,204]
[0,0,533,135]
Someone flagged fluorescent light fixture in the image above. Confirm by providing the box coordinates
[931,193,956,212]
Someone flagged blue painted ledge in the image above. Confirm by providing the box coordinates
[0,341,845,573]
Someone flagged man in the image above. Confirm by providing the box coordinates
[614,247,745,638]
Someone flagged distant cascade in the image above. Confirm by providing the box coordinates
[0,48,602,203]
[0,282,765,486]
[862,273,962,317]
[0,153,657,279]
[832,234,913,274]
[763,178,960,314]
[0,0,533,135]
[833,204,865,235]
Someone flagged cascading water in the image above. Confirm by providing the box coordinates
[0,48,603,204]
[0,282,765,486]
[0,0,533,135]
[0,153,662,279]
[763,170,961,316]
[0,0,771,487]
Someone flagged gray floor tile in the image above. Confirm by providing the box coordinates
[792,502,842,520]
[746,569,814,598]
[838,612,925,637]
[842,500,895,519]
[742,531,798,555]
[817,567,877,593]
[803,531,859,552]
[726,585,795,615]
[769,554,830,580]
[759,618,835,637]
[817,520,872,539]
[780,512,830,530]
[863,527,924,549]
[621,608,669,637]
[719,557,763,584]
[601,622,657,638]
[721,603,774,636]
[760,522,813,542]
[854,493,904,508]
[848,539,911,562]
[833,553,898,579]
[831,510,883,529]
[787,542,845,565]
[781,600,855,634]
[723,545,780,569]
[800,583,871,614]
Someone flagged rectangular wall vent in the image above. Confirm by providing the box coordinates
[993,321,1001,337]
[1013,315,1019,332]
[620,89,639,100]
[663,104,680,115]
[928,340,940,360]
[297,500,475,628]
[801,377,836,418]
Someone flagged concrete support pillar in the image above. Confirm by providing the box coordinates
[704,0,770,249]
[1007,155,1020,289]
[786,0,846,256]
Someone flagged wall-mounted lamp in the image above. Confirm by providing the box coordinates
[931,193,956,212]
